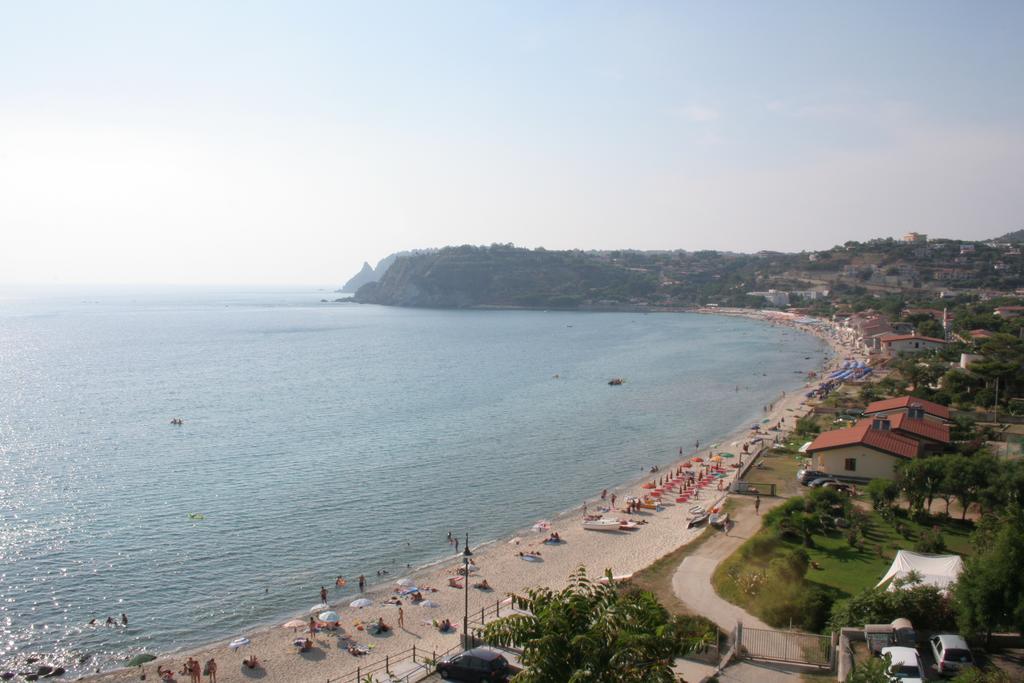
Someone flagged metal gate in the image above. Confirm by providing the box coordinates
[739,626,833,667]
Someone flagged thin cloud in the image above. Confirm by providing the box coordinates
[677,104,719,122]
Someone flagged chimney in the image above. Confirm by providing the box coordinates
[871,418,891,431]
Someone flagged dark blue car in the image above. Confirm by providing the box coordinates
[437,647,512,682]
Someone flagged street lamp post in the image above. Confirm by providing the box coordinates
[462,533,472,645]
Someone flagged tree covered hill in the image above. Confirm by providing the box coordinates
[349,237,1024,310]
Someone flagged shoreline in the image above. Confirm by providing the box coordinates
[82,310,856,683]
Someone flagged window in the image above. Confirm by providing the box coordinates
[844,458,857,471]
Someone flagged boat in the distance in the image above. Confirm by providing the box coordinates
[608,378,624,386]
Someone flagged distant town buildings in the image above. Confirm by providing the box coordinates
[880,334,947,355]
[902,232,928,243]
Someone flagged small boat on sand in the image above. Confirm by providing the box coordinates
[687,507,709,528]
[583,518,623,532]
[710,512,729,528]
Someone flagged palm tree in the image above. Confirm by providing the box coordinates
[480,567,711,682]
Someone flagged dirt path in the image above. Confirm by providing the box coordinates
[671,494,783,631]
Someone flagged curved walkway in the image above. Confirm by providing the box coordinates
[671,495,782,631]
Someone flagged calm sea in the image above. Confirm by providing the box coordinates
[0,287,827,675]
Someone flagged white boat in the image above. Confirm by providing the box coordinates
[618,520,641,531]
[688,509,709,528]
[583,518,623,532]
[710,512,729,528]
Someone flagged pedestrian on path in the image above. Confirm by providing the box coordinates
[754,495,761,515]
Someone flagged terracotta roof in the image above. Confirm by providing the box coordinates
[806,420,921,460]
[889,413,951,444]
[880,334,947,344]
[863,396,951,421]
[969,329,995,339]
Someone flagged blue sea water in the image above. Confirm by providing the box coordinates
[0,287,827,675]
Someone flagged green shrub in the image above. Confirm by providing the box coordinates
[915,526,947,553]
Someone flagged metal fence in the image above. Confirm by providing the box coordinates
[325,642,461,683]
[739,626,833,668]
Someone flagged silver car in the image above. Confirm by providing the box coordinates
[929,634,974,676]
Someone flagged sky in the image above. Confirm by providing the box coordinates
[2,1,1024,285]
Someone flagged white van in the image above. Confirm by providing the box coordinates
[880,646,925,683]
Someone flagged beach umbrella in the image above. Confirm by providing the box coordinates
[721,453,735,458]
[508,537,522,545]
[691,456,703,463]
[710,455,722,462]
[419,600,440,608]
[282,619,305,629]
[125,654,157,667]
[318,611,340,623]
[350,598,372,609]
[228,637,251,650]
[396,577,416,587]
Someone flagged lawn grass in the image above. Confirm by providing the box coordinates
[793,502,975,597]
[712,496,977,631]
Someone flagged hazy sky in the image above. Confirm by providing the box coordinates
[3,1,1023,285]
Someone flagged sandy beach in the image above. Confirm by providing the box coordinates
[87,312,859,683]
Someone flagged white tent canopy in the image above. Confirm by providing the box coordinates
[798,441,813,454]
[876,550,964,592]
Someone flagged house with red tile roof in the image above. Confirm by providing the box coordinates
[805,418,922,481]
[888,413,950,454]
[880,334,947,355]
[862,396,951,423]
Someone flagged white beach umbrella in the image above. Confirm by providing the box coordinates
[228,637,250,650]
[396,578,416,587]
[318,611,340,623]
[282,619,306,629]
[419,600,440,608]
[349,598,373,609]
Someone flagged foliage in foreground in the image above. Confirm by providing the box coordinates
[845,652,891,683]
[828,575,955,632]
[953,505,1024,639]
[481,567,710,682]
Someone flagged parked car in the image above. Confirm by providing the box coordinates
[822,481,853,494]
[808,477,840,488]
[797,469,826,485]
[880,646,925,683]
[437,647,512,682]
[929,634,975,676]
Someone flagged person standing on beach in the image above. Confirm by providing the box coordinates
[206,658,216,683]
[610,493,616,508]
[358,574,365,592]
[309,616,317,640]
[600,489,607,500]
[754,495,761,515]
[454,537,459,552]
[398,606,405,629]
[320,586,328,604]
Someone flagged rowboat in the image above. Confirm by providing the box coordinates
[710,512,730,528]
[687,507,709,528]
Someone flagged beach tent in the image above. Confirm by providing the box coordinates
[798,441,813,453]
[876,550,964,592]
